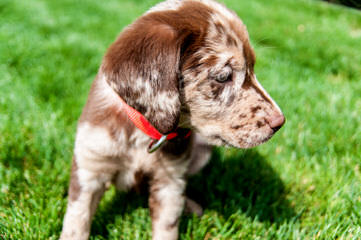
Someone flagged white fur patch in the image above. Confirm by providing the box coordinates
[61,169,109,240]
[253,74,283,114]
[61,199,92,240]
[74,122,126,172]
[154,92,180,114]
[147,0,184,13]
[77,168,112,192]
[199,0,237,20]
[152,180,185,240]
[96,74,124,109]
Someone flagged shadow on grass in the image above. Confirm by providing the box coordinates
[90,190,149,238]
[185,148,295,223]
[90,148,295,238]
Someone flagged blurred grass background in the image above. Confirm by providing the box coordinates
[0,0,360,239]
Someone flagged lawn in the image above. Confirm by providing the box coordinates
[0,0,360,239]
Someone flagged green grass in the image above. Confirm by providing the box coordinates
[0,0,360,239]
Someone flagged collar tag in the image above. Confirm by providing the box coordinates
[148,135,168,153]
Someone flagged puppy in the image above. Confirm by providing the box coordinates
[60,0,285,239]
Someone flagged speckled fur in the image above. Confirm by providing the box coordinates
[60,1,284,239]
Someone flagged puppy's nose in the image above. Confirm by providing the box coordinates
[267,114,285,132]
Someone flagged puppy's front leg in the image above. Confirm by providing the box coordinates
[149,176,186,240]
[60,158,112,240]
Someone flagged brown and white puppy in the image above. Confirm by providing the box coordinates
[60,0,285,239]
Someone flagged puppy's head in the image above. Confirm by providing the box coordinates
[102,0,284,148]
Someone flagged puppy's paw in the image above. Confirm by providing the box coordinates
[184,197,203,217]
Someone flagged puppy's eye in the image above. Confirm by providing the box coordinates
[216,67,233,83]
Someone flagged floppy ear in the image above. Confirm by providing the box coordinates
[101,14,185,134]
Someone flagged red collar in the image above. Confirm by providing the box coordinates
[118,96,191,153]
